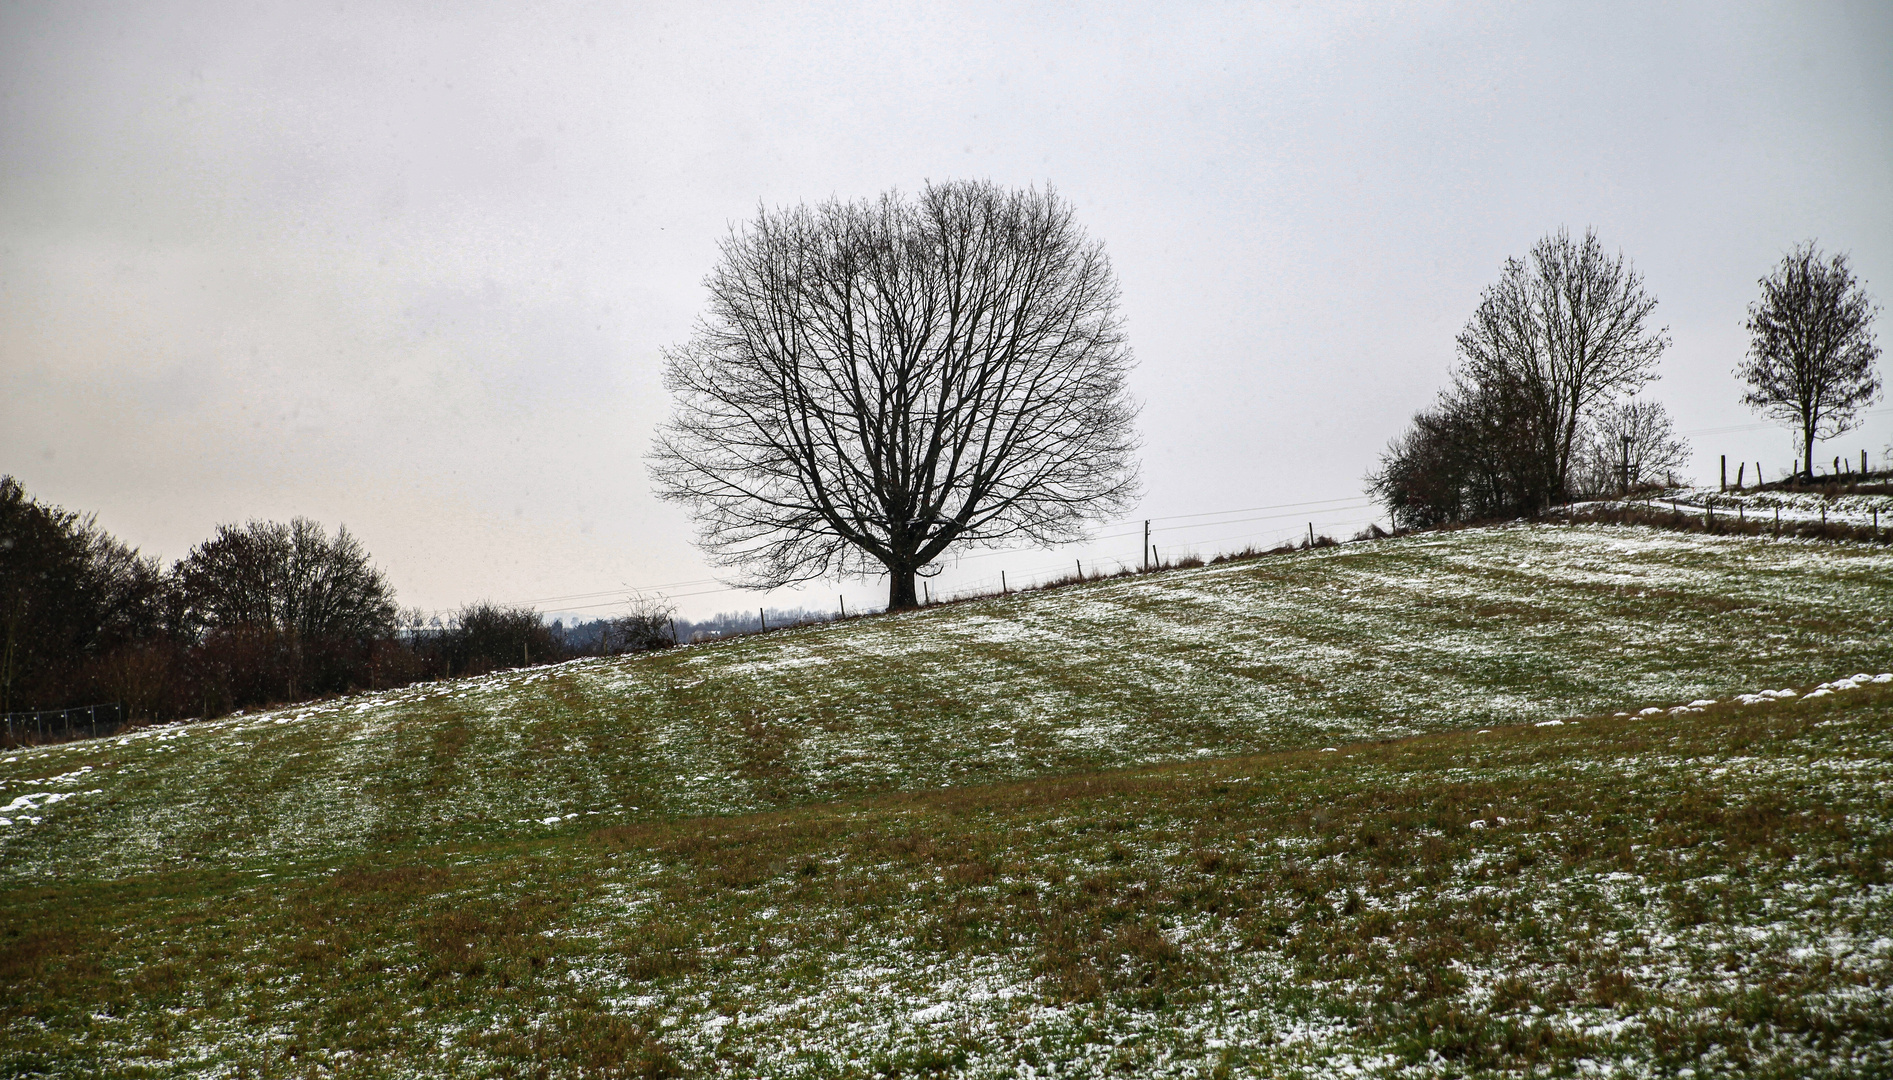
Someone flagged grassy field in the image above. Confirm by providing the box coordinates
[4,523,1892,1076]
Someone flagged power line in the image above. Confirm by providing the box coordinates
[1148,495,1372,522]
[945,497,1381,558]
[1152,500,1377,534]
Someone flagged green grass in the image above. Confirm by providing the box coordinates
[3,523,1892,1076]
[7,680,1892,1077]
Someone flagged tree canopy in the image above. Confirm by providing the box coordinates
[1455,227,1669,503]
[651,180,1140,609]
[1737,242,1881,479]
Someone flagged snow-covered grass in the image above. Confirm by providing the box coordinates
[1649,485,1893,528]
[2,522,1891,1076]
[3,523,1889,886]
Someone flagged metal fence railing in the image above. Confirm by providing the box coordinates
[2,703,126,745]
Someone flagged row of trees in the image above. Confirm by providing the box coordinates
[0,479,668,725]
[645,183,1879,603]
[1370,234,1881,528]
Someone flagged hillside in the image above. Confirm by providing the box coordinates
[4,522,1893,1076]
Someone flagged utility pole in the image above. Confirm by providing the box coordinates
[1143,520,1150,571]
[1621,434,1632,495]
[1720,455,1727,492]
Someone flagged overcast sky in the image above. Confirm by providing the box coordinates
[4,1,1889,620]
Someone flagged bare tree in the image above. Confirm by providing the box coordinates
[1737,243,1882,480]
[1366,369,1544,529]
[177,519,396,698]
[440,602,559,675]
[179,519,395,642]
[1455,228,1669,504]
[650,181,1140,610]
[1576,398,1690,495]
[611,591,677,653]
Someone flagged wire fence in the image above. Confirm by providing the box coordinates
[2,703,127,746]
[446,496,1392,620]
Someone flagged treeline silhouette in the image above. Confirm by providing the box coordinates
[0,477,674,734]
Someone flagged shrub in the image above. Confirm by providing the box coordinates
[613,594,678,653]
[442,603,561,677]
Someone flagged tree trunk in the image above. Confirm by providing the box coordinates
[1803,415,1816,481]
[888,567,919,611]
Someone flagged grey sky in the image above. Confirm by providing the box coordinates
[4,1,1889,619]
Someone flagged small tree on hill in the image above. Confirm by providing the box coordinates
[1576,398,1690,495]
[1737,243,1882,481]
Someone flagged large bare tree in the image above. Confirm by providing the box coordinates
[1455,228,1669,504]
[650,181,1140,610]
[1737,243,1882,480]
